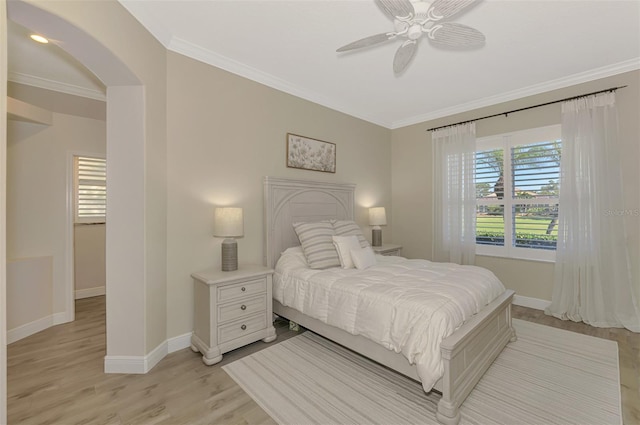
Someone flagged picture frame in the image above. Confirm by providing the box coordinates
[286,133,336,173]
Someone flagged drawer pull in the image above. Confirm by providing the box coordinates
[240,304,247,310]
[241,324,247,330]
[241,287,246,292]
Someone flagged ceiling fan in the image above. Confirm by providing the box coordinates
[337,0,485,74]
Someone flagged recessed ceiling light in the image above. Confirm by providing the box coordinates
[30,34,49,44]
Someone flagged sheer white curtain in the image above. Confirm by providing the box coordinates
[546,92,640,332]
[433,122,476,265]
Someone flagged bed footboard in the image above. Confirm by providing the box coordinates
[274,289,516,425]
[436,289,516,425]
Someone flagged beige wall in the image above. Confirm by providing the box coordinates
[166,52,392,338]
[7,111,106,319]
[74,224,106,295]
[392,70,640,302]
[7,257,52,330]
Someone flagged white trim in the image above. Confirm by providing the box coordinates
[167,36,392,129]
[513,295,551,311]
[167,34,638,131]
[391,58,640,129]
[168,332,193,353]
[74,286,105,299]
[1,3,8,419]
[103,355,147,374]
[103,333,193,374]
[104,341,167,374]
[476,246,557,263]
[7,312,68,344]
[65,152,75,324]
[145,340,169,372]
[8,71,106,101]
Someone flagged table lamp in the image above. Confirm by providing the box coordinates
[214,207,243,271]
[369,207,386,247]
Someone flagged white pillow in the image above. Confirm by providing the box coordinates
[332,235,361,269]
[350,246,377,270]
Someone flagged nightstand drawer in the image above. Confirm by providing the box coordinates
[217,295,266,323]
[218,314,267,344]
[217,277,266,302]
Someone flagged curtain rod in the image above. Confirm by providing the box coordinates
[425,85,627,132]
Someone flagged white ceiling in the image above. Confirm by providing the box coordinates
[8,1,640,129]
[118,0,640,129]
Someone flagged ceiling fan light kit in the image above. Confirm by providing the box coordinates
[337,0,485,74]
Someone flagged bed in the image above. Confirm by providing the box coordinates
[263,176,516,425]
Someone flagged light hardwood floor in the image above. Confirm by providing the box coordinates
[7,297,639,424]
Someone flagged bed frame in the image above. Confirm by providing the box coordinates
[263,176,516,425]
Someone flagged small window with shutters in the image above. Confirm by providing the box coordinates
[475,125,561,262]
[74,156,106,224]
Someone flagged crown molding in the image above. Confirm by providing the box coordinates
[167,36,392,129]
[167,36,640,130]
[9,72,106,101]
[390,58,640,129]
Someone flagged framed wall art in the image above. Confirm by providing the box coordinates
[286,133,336,173]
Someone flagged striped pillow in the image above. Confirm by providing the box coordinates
[293,221,340,269]
[332,220,370,248]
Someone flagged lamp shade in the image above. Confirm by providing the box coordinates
[214,207,244,238]
[369,207,387,226]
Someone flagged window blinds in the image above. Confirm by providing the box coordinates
[75,156,106,223]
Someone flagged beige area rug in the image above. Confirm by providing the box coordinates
[223,319,621,425]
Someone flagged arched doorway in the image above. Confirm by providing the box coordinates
[6,0,149,374]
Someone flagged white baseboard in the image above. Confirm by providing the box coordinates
[75,286,106,299]
[103,356,148,374]
[513,295,551,311]
[104,332,194,374]
[8,312,69,344]
[168,332,193,353]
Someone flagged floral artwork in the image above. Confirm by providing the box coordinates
[286,133,336,173]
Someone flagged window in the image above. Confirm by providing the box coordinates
[475,125,561,261]
[74,156,106,224]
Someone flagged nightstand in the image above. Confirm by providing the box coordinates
[190,265,277,365]
[372,244,403,256]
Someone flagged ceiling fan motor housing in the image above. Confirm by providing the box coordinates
[407,24,423,40]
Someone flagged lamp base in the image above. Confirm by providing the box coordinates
[221,238,238,271]
[372,228,382,247]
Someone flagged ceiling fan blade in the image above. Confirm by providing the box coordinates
[336,33,394,52]
[429,22,485,47]
[376,0,414,20]
[429,0,479,20]
[393,40,417,74]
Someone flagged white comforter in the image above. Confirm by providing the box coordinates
[273,248,506,391]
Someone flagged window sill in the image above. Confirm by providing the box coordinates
[476,251,556,264]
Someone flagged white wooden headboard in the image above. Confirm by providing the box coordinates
[263,177,355,268]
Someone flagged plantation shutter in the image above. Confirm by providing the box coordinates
[474,126,561,261]
[511,140,561,250]
[475,148,505,247]
[75,156,106,223]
